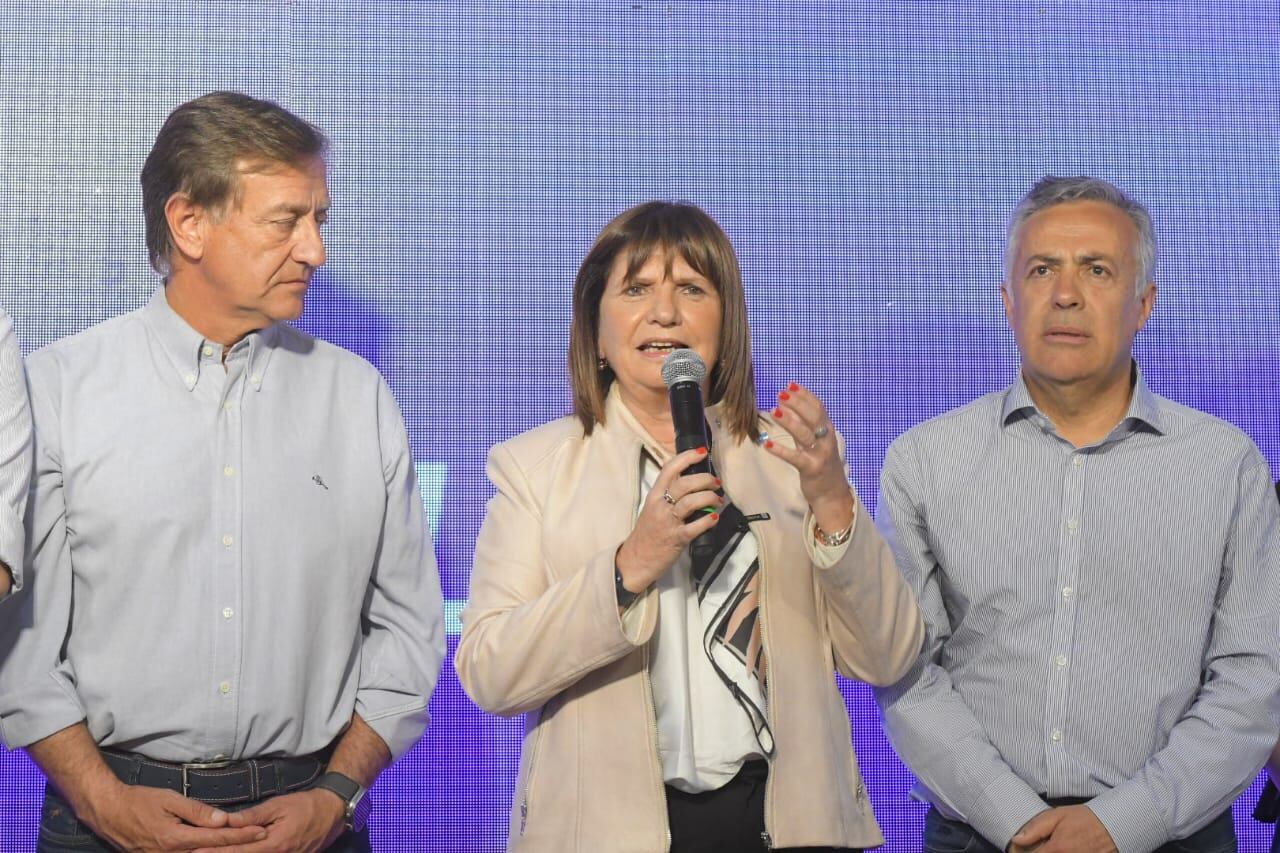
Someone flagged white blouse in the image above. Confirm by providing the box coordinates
[616,415,851,794]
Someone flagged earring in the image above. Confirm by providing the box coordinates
[597,357,608,371]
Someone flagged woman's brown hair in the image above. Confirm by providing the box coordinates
[568,201,758,442]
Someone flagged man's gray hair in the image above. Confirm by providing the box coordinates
[1006,175,1157,297]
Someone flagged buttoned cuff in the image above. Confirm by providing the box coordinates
[968,772,1050,850]
[355,693,429,762]
[1087,783,1169,853]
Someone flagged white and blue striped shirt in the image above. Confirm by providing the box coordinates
[873,368,1280,853]
[0,306,32,594]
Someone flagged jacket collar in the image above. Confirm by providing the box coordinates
[601,382,731,462]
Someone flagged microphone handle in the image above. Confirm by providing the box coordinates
[667,380,717,566]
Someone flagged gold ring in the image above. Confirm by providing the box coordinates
[662,490,676,505]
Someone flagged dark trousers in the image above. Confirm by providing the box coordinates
[36,784,372,853]
[924,804,1236,853]
[665,759,853,852]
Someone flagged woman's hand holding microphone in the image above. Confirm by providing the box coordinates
[615,447,724,595]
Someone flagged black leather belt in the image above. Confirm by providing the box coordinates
[101,749,324,806]
[1040,795,1089,807]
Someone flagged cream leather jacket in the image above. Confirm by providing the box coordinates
[456,390,923,851]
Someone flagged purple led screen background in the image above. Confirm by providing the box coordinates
[1,2,1278,850]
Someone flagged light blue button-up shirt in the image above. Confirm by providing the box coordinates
[0,288,445,762]
[874,369,1280,853]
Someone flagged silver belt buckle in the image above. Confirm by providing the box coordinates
[180,758,236,798]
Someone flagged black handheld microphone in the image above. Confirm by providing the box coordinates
[661,349,717,567]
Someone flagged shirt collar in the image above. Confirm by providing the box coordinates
[1000,362,1166,438]
[143,287,279,393]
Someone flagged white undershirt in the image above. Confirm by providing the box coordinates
[611,400,854,794]
[639,454,764,793]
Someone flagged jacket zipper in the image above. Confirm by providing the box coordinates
[756,526,777,850]
[518,708,545,835]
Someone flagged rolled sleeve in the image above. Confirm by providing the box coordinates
[0,307,32,596]
[354,382,446,761]
[0,358,85,748]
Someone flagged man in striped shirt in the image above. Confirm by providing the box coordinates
[0,306,32,601]
[874,176,1280,853]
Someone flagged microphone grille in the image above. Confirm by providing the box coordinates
[661,348,707,388]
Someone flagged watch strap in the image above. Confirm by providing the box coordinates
[313,771,369,832]
[615,565,642,608]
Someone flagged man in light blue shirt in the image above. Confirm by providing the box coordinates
[875,176,1279,853]
[0,306,32,600]
[0,92,445,852]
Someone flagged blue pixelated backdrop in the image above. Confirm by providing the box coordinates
[1,2,1277,850]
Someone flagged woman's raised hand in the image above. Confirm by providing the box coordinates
[762,382,855,537]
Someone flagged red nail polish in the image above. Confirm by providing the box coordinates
[714,477,721,485]
[772,407,783,418]
[765,440,774,449]
[697,446,707,454]
[711,512,720,521]
[789,382,799,392]
[778,391,790,401]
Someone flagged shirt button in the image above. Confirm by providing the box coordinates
[221,534,234,547]
[219,681,232,695]
[1062,586,1074,599]
[223,401,235,411]
[223,466,235,477]
[184,373,196,385]
[1054,654,1068,667]
[250,375,261,385]
[222,607,234,619]
[1072,455,1084,467]
[1050,729,1063,742]
[202,345,214,357]
[1066,518,1079,532]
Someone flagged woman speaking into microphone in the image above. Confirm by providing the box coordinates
[456,201,923,852]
